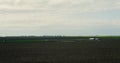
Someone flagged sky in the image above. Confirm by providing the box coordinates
[0,0,120,36]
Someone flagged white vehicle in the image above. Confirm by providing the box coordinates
[89,38,100,41]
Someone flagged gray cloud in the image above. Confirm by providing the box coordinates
[0,0,120,36]
[0,0,119,13]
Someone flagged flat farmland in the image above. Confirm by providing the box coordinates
[0,37,120,63]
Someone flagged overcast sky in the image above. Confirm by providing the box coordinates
[0,0,120,36]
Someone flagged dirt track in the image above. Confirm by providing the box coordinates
[0,41,120,63]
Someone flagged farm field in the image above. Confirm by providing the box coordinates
[0,36,120,63]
